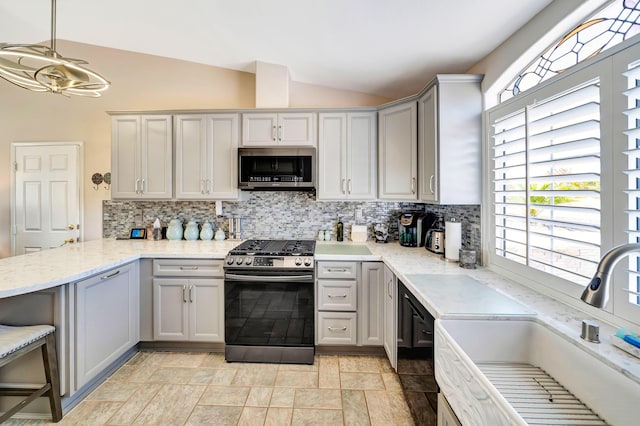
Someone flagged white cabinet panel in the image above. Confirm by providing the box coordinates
[318,113,347,199]
[189,279,224,341]
[318,280,357,311]
[75,262,139,389]
[153,279,189,341]
[383,265,397,371]
[378,102,417,200]
[317,312,357,345]
[359,262,384,346]
[242,112,315,146]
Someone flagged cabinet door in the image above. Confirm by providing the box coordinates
[175,115,208,199]
[318,113,348,200]
[75,263,139,388]
[378,102,417,200]
[140,115,172,199]
[111,116,141,198]
[153,279,189,341]
[208,114,239,199]
[242,113,278,146]
[359,262,384,346]
[277,113,316,146]
[418,86,438,202]
[347,112,377,200]
[383,265,397,370]
[189,279,224,342]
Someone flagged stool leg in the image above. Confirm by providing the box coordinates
[41,333,63,422]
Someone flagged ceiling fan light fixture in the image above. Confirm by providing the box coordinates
[0,0,109,97]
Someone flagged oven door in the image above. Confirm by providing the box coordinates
[224,269,315,351]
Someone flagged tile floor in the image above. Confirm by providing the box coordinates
[6,351,416,425]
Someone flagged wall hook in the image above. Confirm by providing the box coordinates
[103,172,111,190]
[91,173,103,190]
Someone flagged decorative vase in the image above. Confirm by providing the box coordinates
[184,221,199,241]
[214,228,226,241]
[166,219,183,240]
[200,222,214,240]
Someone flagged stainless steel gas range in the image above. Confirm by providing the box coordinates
[223,239,315,364]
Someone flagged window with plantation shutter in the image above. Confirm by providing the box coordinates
[623,60,640,313]
[493,80,601,285]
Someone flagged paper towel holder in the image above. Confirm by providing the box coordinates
[444,217,462,262]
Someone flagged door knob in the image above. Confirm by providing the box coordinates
[63,238,75,244]
[67,224,75,230]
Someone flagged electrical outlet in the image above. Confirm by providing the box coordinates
[355,208,364,221]
[134,208,143,225]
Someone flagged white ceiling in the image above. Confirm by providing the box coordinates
[1,0,553,99]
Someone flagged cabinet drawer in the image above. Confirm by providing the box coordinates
[317,312,357,345]
[153,259,224,277]
[318,280,357,311]
[316,262,358,279]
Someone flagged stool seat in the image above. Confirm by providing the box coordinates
[0,325,54,360]
[0,324,62,423]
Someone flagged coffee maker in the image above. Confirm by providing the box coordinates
[398,213,430,247]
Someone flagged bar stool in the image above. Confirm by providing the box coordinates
[0,325,62,423]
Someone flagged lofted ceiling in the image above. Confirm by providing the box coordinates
[0,0,553,99]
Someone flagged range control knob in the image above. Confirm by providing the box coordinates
[226,257,234,265]
[245,257,253,265]
[236,257,244,265]
[295,257,303,266]
[304,257,312,267]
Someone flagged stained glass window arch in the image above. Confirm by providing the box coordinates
[501,0,640,102]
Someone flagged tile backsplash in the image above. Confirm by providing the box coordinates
[103,191,481,251]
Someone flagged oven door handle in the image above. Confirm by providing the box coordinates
[225,273,314,283]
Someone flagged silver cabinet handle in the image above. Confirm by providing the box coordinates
[182,285,187,303]
[328,294,347,298]
[200,179,205,195]
[429,175,435,194]
[348,179,352,194]
[189,285,193,303]
[180,266,199,270]
[341,178,346,194]
[272,125,277,141]
[141,179,145,194]
[411,177,416,194]
[206,179,211,194]
[101,270,120,280]
[327,326,347,332]
[326,268,348,273]
[135,179,140,194]
[278,125,282,141]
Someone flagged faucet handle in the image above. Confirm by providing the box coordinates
[580,319,601,343]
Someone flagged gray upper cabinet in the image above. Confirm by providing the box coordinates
[241,112,316,146]
[318,112,377,200]
[418,75,482,204]
[378,102,418,200]
[175,113,239,200]
[111,115,173,199]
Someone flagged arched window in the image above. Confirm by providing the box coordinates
[501,0,640,102]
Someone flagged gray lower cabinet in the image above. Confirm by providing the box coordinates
[74,262,139,390]
[316,261,384,347]
[152,259,224,342]
[383,265,398,371]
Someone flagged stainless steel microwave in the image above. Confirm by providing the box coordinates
[238,147,316,190]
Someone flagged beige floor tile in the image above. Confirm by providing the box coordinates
[278,361,318,372]
[87,381,140,401]
[185,405,243,425]
[107,365,136,382]
[189,368,216,385]
[318,356,340,389]
[377,356,394,373]
[159,352,207,368]
[387,391,414,425]
[233,366,278,386]
[199,385,251,406]
[291,408,344,425]
[342,389,371,426]
[124,351,150,366]
[105,383,162,425]
[132,384,205,425]
[265,407,293,426]
[200,352,229,368]
[339,356,382,373]
[210,368,238,385]
[246,386,273,407]
[60,400,122,425]
[382,372,403,392]
[340,372,385,390]
[294,389,342,409]
[275,371,318,388]
[121,360,161,383]
[364,390,393,426]
[270,387,296,407]
[238,406,268,426]
[147,366,197,384]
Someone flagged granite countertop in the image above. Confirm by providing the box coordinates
[1,237,639,385]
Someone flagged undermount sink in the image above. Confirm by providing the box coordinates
[314,243,372,256]
[435,318,640,426]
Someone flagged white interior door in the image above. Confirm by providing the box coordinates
[12,143,81,255]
